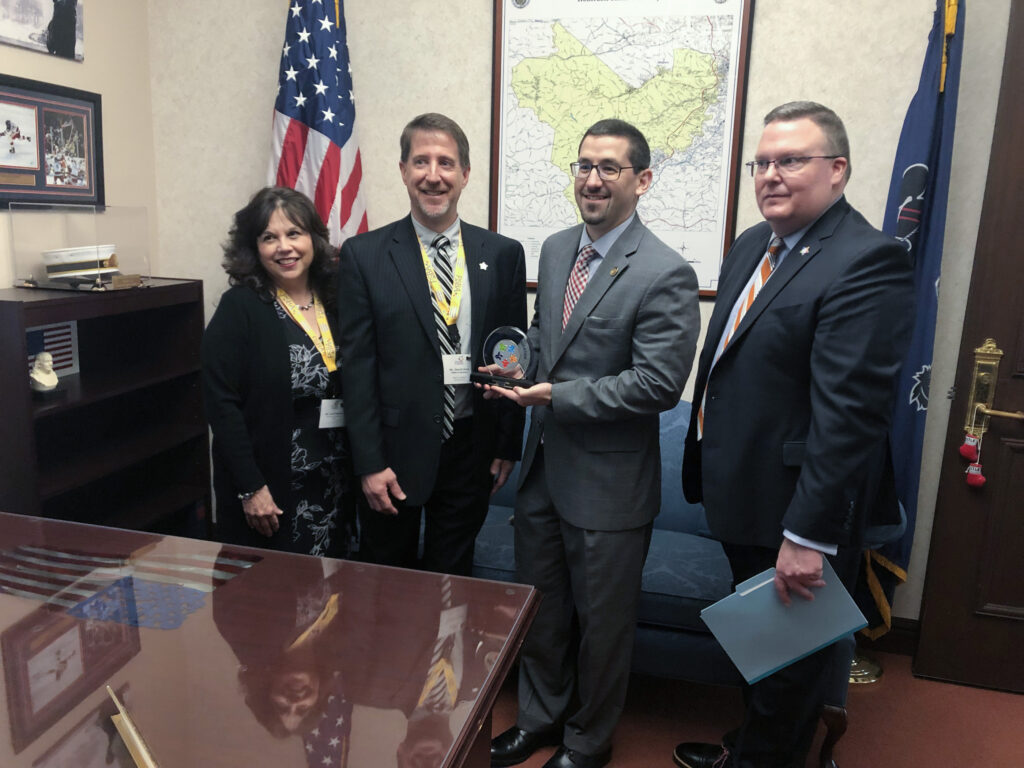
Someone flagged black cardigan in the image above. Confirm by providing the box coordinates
[201,285,298,549]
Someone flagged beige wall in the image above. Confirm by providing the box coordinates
[0,0,158,283]
[145,0,499,321]
[1,0,1011,619]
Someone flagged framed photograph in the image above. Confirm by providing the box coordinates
[0,74,104,208]
[0,0,84,61]
[489,0,754,293]
[2,605,140,754]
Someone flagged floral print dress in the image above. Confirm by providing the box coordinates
[276,300,355,558]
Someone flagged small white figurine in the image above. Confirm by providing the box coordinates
[29,352,59,392]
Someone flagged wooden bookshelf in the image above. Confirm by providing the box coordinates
[0,279,210,537]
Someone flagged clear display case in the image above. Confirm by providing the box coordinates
[7,203,151,291]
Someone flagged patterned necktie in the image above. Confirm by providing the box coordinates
[431,235,457,441]
[562,245,598,330]
[419,575,457,713]
[697,235,784,439]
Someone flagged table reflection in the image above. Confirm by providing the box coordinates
[213,552,352,758]
[213,551,524,767]
[0,513,536,768]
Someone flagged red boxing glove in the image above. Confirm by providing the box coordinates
[959,433,980,461]
[965,462,986,487]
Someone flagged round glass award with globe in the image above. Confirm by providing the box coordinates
[470,326,535,389]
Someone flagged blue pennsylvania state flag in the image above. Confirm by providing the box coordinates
[860,0,965,638]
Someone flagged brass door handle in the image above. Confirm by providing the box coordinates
[963,339,1023,437]
[976,404,1024,421]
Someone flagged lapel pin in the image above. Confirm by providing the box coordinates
[610,267,619,276]
[479,262,488,271]
[800,246,810,255]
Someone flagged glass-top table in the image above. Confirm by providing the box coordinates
[0,512,537,767]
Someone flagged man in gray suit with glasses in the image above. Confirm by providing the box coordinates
[486,119,700,768]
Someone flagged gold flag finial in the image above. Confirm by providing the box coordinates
[940,0,959,93]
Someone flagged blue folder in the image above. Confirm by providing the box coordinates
[699,558,867,684]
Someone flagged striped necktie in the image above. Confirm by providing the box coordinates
[419,574,457,712]
[562,245,597,330]
[697,235,784,439]
[431,234,457,441]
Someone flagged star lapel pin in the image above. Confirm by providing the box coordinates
[800,246,810,255]
[479,262,488,271]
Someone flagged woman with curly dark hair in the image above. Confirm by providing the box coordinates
[202,186,355,557]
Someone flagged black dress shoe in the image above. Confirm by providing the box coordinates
[672,741,730,768]
[541,745,611,768]
[491,725,561,767]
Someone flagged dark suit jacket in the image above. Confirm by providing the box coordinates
[522,216,700,531]
[682,197,915,549]
[338,567,492,716]
[337,216,527,506]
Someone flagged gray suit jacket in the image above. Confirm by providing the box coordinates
[520,216,700,531]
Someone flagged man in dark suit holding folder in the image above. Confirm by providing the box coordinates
[675,102,914,768]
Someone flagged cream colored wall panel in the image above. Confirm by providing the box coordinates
[734,0,935,234]
[347,1,495,233]
[147,0,495,320]
[147,0,282,314]
[0,0,158,283]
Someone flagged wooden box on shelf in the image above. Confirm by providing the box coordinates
[0,279,210,537]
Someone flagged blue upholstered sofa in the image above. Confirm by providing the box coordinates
[472,399,854,768]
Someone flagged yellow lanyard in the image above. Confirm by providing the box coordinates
[419,230,467,328]
[276,288,338,372]
[287,593,339,652]
[417,656,458,709]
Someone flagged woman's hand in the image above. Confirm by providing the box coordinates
[242,485,284,537]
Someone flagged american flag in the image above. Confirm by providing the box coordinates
[0,545,261,615]
[26,321,79,376]
[269,0,367,245]
[302,676,353,768]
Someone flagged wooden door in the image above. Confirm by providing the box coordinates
[915,2,1024,691]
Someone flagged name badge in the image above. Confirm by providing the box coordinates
[437,604,468,638]
[319,399,345,429]
[443,354,472,385]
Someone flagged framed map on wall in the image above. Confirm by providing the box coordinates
[490,0,754,292]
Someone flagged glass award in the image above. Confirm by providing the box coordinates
[470,326,535,388]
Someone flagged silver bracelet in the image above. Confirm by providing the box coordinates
[237,490,257,502]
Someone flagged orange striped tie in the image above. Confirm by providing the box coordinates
[697,236,784,439]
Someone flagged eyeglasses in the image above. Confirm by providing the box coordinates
[745,155,841,177]
[570,161,635,181]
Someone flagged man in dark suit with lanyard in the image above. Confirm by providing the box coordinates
[337,113,526,576]
[674,102,915,768]
[487,119,700,768]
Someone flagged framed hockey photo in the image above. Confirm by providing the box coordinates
[0,75,104,208]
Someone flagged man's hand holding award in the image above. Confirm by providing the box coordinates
[471,326,535,389]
